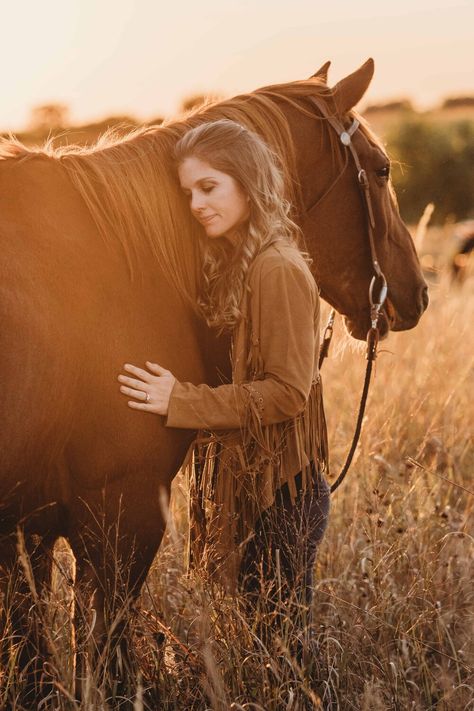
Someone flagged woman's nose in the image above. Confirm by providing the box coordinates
[190,193,206,213]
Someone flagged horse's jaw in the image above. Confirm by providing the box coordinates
[342,307,392,342]
[342,290,429,341]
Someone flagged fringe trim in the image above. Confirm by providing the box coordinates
[185,377,329,594]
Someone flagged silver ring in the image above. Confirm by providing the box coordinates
[145,393,150,403]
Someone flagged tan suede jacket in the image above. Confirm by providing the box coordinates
[167,242,319,434]
[165,240,328,590]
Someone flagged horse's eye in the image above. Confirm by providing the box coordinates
[376,165,390,180]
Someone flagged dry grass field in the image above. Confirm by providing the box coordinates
[0,226,472,710]
[146,225,474,710]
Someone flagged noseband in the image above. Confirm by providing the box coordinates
[307,97,388,493]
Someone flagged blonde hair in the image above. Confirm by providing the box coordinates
[173,118,310,332]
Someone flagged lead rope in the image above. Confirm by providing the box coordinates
[318,309,380,494]
[318,307,383,494]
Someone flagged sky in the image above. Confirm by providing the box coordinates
[1,0,472,131]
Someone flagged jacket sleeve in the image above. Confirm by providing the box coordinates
[164,259,318,430]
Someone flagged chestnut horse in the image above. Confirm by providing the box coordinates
[0,59,427,699]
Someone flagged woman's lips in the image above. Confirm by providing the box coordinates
[200,215,217,224]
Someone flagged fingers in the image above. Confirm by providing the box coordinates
[123,363,154,381]
[118,362,169,415]
[121,362,170,381]
[146,361,169,376]
[127,401,154,411]
[119,385,147,400]
[117,374,148,391]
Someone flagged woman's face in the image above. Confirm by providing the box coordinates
[178,156,250,244]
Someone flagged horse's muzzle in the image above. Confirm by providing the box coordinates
[389,283,429,332]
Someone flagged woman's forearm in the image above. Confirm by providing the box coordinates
[164,376,308,430]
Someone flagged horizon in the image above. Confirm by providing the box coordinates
[1,0,472,132]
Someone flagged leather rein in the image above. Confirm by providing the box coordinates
[307,97,388,495]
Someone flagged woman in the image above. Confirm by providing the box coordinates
[117,119,330,630]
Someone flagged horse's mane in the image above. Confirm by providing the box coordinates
[0,79,381,303]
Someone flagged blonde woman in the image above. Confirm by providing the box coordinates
[117,119,330,639]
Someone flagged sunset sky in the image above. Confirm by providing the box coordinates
[2,0,472,131]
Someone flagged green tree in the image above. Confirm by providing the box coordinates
[386,117,474,223]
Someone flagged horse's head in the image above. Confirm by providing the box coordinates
[275,59,429,340]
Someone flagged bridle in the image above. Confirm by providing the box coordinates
[306,96,388,494]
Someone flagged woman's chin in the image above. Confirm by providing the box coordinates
[202,222,227,239]
[203,227,226,241]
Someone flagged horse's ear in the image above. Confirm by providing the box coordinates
[332,58,374,114]
[309,61,331,83]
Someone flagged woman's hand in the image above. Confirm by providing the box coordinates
[118,361,176,416]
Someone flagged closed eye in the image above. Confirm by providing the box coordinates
[181,186,215,198]
[375,165,390,179]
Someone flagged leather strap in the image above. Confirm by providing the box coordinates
[307,96,387,309]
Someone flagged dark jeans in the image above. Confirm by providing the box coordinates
[238,462,330,639]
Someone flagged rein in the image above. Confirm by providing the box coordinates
[308,97,388,495]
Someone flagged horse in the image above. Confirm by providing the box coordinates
[0,58,428,702]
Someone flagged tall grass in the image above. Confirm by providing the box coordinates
[1,241,473,710]
[151,255,474,709]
